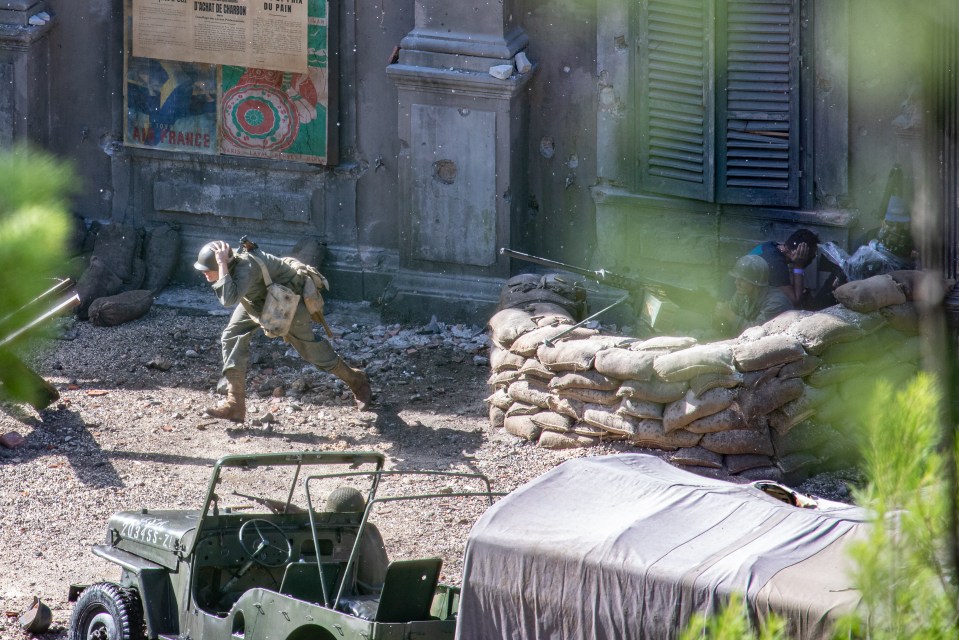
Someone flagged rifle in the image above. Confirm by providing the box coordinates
[499,248,715,312]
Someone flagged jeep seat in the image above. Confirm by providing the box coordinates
[338,558,442,623]
[279,562,347,604]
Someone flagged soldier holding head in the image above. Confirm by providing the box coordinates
[714,254,793,337]
[194,239,372,422]
[749,228,820,308]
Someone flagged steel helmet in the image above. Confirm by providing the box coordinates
[194,242,228,271]
[729,254,769,287]
[326,486,366,513]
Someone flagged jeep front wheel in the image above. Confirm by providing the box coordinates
[69,582,145,640]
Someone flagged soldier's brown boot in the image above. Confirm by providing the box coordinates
[330,359,372,411]
[205,370,246,422]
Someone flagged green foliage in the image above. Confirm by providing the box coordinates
[680,595,788,640]
[836,373,959,639]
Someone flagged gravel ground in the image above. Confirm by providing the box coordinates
[0,286,858,638]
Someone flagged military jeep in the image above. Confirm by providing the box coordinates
[68,451,499,640]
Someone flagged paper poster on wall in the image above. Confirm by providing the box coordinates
[131,0,308,74]
[125,57,218,153]
[218,0,329,163]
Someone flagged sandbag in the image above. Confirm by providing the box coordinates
[570,421,607,438]
[558,387,620,405]
[498,287,581,315]
[75,256,124,319]
[549,370,619,391]
[88,289,154,327]
[833,274,906,312]
[518,358,555,380]
[546,395,585,420]
[490,347,526,372]
[536,336,613,371]
[762,309,814,334]
[504,415,542,441]
[529,411,573,433]
[489,405,506,430]
[777,452,819,476]
[488,308,538,348]
[525,302,575,326]
[788,311,862,354]
[735,466,784,483]
[741,366,783,391]
[669,446,724,469]
[725,454,773,474]
[770,420,839,457]
[688,371,743,396]
[653,344,736,382]
[879,302,920,334]
[662,387,736,432]
[701,428,774,456]
[822,305,886,335]
[616,378,688,404]
[505,402,539,416]
[767,393,816,436]
[819,333,882,364]
[617,398,665,420]
[738,377,804,420]
[142,223,181,294]
[507,379,552,408]
[582,407,640,436]
[631,336,698,352]
[634,422,700,450]
[485,389,513,411]
[806,362,864,388]
[684,402,748,434]
[732,334,806,372]
[537,430,597,450]
[510,325,597,357]
[593,348,656,381]
[487,369,520,388]
[777,355,822,380]
[92,223,143,288]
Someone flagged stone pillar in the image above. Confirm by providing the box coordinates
[385,0,533,323]
[0,1,53,148]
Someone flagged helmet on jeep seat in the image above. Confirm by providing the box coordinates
[326,486,366,513]
[729,254,769,287]
[194,242,230,271]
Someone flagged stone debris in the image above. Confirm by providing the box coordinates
[515,51,533,74]
[489,64,514,80]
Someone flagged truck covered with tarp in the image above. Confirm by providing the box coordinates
[455,454,866,640]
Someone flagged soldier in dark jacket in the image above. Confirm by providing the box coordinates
[714,254,792,337]
[194,240,371,422]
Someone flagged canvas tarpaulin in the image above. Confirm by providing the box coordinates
[455,454,865,640]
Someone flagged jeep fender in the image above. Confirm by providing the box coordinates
[92,545,179,638]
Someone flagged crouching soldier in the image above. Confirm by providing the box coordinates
[714,254,792,337]
[194,239,372,421]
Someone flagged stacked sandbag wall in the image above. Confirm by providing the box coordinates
[487,271,937,484]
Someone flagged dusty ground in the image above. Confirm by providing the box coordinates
[0,285,858,638]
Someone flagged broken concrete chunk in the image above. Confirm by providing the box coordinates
[515,51,532,74]
[489,64,514,80]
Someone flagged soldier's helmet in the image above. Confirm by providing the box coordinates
[326,486,366,513]
[729,254,770,287]
[193,242,229,271]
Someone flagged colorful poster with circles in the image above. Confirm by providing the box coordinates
[218,0,329,164]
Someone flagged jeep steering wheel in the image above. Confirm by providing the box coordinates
[238,519,292,568]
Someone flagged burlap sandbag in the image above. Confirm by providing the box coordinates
[787,311,862,355]
[498,287,581,315]
[526,302,576,327]
[617,398,665,420]
[490,347,526,372]
[537,336,617,372]
[762,309,814,334]
[504,415,542,441]
[701,428,774,456]
[663,387,736,432]
[777,355,822,380]
[489,405,506,430]
[771,420,839,457]
[653,344,736,382]
[505,402,539,417]
[688,372,743,396]
[777,452,819,476]
[767,393,815,436]
[487,369,520,388]
[819,333,881,364]
[732,334,806,372]
[507,379,552,408]
[741,366,783,391]
[529,411,574,433]
[633,421,701,450]
[593,348,656,381]
[518,358,555,380]
[617,378,688,404]
[669,446,723,469]
[738,377,804,420]
[725,454,773,474]
[833,274,906,312]
[684,402,747,434]
[510,325,597,357]
[142,223,181,294]
[546,395,585,420]
[738,326,768,342]
[75,256,124,319]
[537,430,598,450]
[631,336,698,352]
[485,388,513,410]
[554,384,621,405]
[88,289,154,327]
[488,308,538,348]
[92,223,143,289]
[822,305,886,335]
[879,302,920,334]
[503,273,541,292]
[549,370,620,391]
[570,421,607,437]
[888,270,951,304]
[806,362,864,388]
[735,466,784,483]
[583,407,641,436]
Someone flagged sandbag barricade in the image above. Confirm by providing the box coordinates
[487,272,943,483]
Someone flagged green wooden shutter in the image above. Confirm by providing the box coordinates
[638,0,715,201]
[716,0,800,206]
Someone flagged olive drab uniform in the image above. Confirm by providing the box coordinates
[213,248,339,374]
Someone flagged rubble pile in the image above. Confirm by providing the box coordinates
[487,271,943,483]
